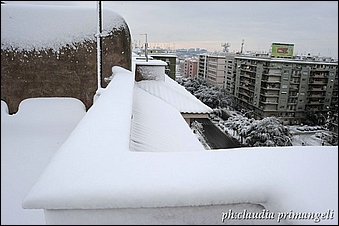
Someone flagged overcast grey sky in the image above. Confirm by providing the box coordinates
[5,1,339,58]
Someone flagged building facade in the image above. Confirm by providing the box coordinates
[198,53,227,89]
[184,57,199,78]
[198,52,338,126]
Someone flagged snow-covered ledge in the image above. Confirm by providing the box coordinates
[22,66,338,225]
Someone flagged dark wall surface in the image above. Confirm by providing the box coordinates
[1,20,131,114]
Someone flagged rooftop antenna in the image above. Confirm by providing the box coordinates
[140,33,148,62]
[241,39,244,53]
[221,42,230,52]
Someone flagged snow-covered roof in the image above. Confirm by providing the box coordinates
[20,67,338,226]
[132,58,212,114]
[2,5,337,224]
[131,56,211,114]
[137,76,213,114]
[134,58,167,66]
[1,3,126,52]
[131,85,205,152]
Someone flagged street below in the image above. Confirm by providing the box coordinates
[196,118,240,149]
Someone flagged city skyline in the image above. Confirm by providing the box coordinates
[4,1,339,58]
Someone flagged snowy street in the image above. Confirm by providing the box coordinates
[196,118,240,149]
[289,126,331,146]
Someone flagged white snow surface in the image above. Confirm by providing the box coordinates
[1,3,126,52]
[131,85,205,152]
[3,67,333,225]
[1,98,86,225]
[137,65,166,81]
[1,68,338,224]
[136,73,212,114]
[1,4,337,223]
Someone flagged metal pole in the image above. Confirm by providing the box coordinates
[145,34,148,62]
[203,54,207,79]
[96,1,102,89]
[141,33,148,62]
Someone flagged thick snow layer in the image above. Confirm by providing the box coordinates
[131,85,205,152]
[1,3,126,52]
[43,203,281,225]
[16,67,337,225]
[137,78,213,114]
[1,67,337,225]
[1,98,86,225]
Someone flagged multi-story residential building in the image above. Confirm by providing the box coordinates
[198,53,227,89]
[224,54,236,95]
[198,52,338,126]
[183,57,199,78]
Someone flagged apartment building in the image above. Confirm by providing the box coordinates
[198,53,227,89]
[183,57,199,78]
[198,52,338,126]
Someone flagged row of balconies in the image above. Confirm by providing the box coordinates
[240,68,256,74]
[240,73,256,80]
[263,71,282,76]
[310,74,330,78]
[240,61,258,66]
[239,90,253,97]
[311,67,330,71]
[261,79,281,83]
[263,65,282,69]
[307,102,323,105]
[308,94,325,98]
[309,87,326,91]
[259,105,278,111]
[235,80,331,93]
[261,85,280,90]
[309,80,327,84]
[239,85,254,92]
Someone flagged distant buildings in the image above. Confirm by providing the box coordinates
[183,57,199,78]
[175,48,207,56]
[196,48,338,127]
